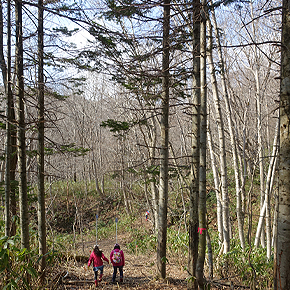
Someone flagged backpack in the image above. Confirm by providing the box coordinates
[112,250,122,264]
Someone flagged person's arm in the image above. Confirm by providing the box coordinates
[102,253,109,263]
[88,252,93,267]
[110,251,113,264]
[121,251,125,266]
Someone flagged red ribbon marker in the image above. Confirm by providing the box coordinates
[198,227,207,234]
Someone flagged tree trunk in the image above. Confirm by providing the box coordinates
[274,1,290,288]
[206,15,230,254]
[157,0,170,279]
[37,0,46,281]
[250,2,266,248]
[143,171,154,226]
[0,0,16,237]
[209,0,245,249]
[0,0,11,237]
[196,1,207,287]
[188,1,200,289]
[7,0,17,238]
[206,229,213,280]
[9,112,17,236]
[16,0,29,250]
[254,120,278,258]
[207,116,223,244]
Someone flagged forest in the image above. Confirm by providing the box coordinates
[0,0,290,289]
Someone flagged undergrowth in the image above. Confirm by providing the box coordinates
[0,232,61,290]
[0,179,274,289]
[126,225,273,288]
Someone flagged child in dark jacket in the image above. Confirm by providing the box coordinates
[110,243,125,283]
[88,245,109,287]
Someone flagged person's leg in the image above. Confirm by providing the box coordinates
[98,266,104,281]
[119,266,123,282]
[93,268,98,286]
[93,268,98,280]
[112,266,117,282]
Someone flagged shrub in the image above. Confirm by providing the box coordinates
[0,235,38,289]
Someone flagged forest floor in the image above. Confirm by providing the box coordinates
[46,203,249,290]
[49,233,246,290]
[50,234,188,290]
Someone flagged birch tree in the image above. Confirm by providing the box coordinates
[206,15,230,254]
[250,0,266,248]
[209,0,245,249]
[188,1,200,288]
[196,0,207,287]
[275,0,290,288]
[254,120,278,256]
[207,114,223,243]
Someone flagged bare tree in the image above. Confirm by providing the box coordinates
[0,0,11,237]
[15,0,29,249]
[209,0,245,249]
[206,14,230,254]
[37,0,46,281]
[274,0,290,288]
[196,0,207,287]
[254,119,278,258]
[188,1,200,289]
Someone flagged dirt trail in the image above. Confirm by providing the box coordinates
[57,234,188,289]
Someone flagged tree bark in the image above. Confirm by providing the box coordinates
[250,1,266,248]
[254,120,278,258]
[196,0,207,287]
[0,0,11,237]
[206,15,230,254]
[37,0,46,281]
[157,0,170,279]
[275,1,290,288]
[207,116,223,244]
[0,0,16,237]
[16,0,29,250]
[7,0,17,238]
[188,1,200,289]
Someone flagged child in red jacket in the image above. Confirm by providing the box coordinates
[110,243,125,283]
[88,245,109,287]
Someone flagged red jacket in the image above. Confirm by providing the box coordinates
[88,251,109,267]
[110,249,125,267]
